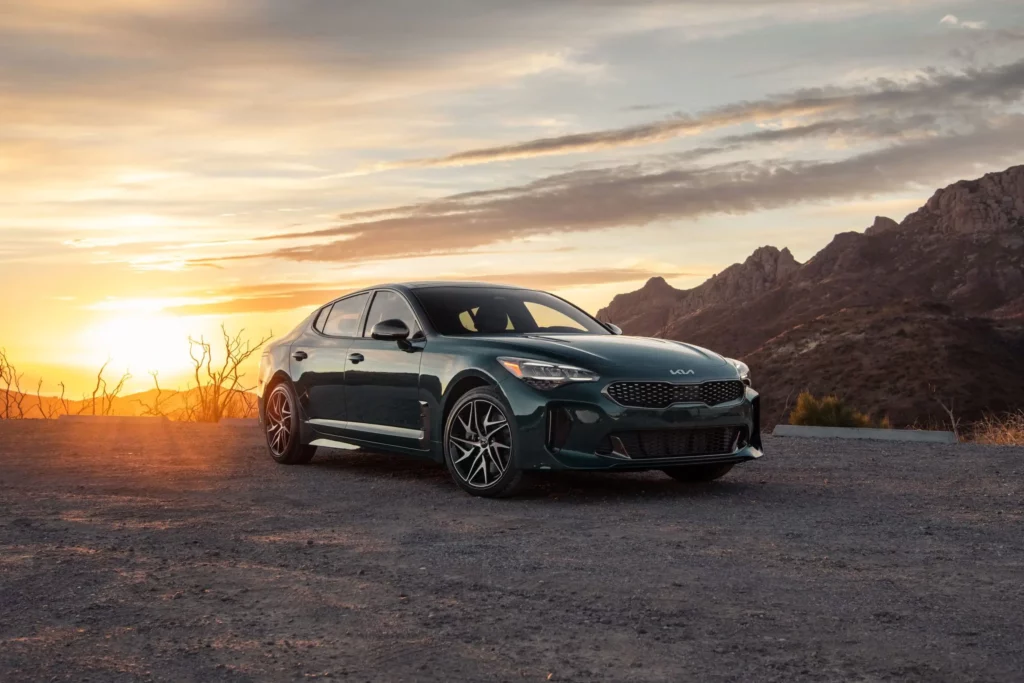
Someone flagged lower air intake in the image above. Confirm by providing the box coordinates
[606,427,744,459]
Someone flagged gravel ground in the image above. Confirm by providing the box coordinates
[1,420,1022,682]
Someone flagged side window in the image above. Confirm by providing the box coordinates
[321,293,369,337]
[363,291,421,337]
[312,306,331,333]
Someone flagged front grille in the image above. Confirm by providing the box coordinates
[606,427,743,459]
[605,380,745,409]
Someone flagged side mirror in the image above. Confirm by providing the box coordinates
[370,319,411,343]
[606,323,623,335]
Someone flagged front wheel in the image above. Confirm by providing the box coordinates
[662,463,734,483]
[264,382,317,465]
[444,387,524,498]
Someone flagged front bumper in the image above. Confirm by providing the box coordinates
[498,376,763,471]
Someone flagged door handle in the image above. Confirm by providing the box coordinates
[292,350,308,361]
[348,352,364,364]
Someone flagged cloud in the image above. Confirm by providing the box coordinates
[2,1,971,155]
[715,114,940,146]
[164,268,691,315]
[165,289,364,317]
[940,15,987,30]
[373,59,1024,169]
[0,1,857,110]
[5,2,1020,273]
[196,115,1024,267]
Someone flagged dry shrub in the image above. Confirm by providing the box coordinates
[1,324,267,422]
[970,411,1024,446]
[179,326,270,423]
[0,348,27,419]
[81,358,132,416]
[788,392,889,428]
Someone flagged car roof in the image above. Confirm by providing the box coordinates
[321,281,538,307]
[366,281,530,292]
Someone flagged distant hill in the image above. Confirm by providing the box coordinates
[1,386,257,421]
[598,165,1024,427]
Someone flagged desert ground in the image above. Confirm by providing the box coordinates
[1,420,1022,682]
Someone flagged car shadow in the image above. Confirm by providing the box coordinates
[515,471,754,501]
[309,447,757,501]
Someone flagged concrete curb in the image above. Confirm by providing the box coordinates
[58,415,170,424]
[772,424,957,444]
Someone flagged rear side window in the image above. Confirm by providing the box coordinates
[321,293,369,337]
[313,306,331,333]
[363,291,421,337]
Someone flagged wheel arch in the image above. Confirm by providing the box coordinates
[266,369,292,390]
[440,371,501,436]
[260,370,295,423]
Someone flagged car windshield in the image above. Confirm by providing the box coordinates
[412,286,610,336]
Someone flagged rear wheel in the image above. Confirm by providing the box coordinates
[662,463,734,483]
[264,382,316,465]
[444,387,524,498]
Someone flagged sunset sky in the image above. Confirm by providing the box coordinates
[3,0,1024,396]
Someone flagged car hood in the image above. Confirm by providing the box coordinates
[469,334,737,382]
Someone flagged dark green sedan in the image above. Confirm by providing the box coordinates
[257,282,762,497]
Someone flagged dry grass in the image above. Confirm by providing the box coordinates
[788,392,890,429]
[970,411,1024,445]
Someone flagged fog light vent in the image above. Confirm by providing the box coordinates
[546,407,573,451]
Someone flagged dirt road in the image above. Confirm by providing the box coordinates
[1,421,1022,682]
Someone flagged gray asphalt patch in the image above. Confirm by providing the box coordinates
[1,421,1022,682]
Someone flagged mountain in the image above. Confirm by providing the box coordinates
[602,245,800,336]
[597,165,1024,427]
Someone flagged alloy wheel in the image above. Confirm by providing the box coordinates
[448,399,513,488]
[265,387,294,457]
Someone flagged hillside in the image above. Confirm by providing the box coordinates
[598,165,1024,427]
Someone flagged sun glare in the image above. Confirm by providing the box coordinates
[80,313,191,375]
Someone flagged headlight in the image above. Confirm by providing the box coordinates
[726,358,751,386]
[497,357,599,389]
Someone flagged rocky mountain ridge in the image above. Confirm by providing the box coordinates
[597,164,1024,426]
[601,245,800,334]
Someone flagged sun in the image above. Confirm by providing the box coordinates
[80,313,191,376]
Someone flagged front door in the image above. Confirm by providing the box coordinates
[343,290,426,449]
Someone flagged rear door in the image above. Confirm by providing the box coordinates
[343,290,427,449]
[290,292,369,429]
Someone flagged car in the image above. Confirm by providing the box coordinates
[257,282,762,497]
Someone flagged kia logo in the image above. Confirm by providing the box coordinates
[670,369,695,376]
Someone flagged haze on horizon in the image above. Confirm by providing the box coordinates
[2,0,1023,395]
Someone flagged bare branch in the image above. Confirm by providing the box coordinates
[0,349,12,420]
[58,382,71,417]
[9,363,26,419]
[102,368,132,416]
[35,379,50,419]
[90,358,112,416]
[138,371,173,417]
[930,384,961,442]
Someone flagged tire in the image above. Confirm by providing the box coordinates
[662,463,734,483]
[264,382,317,465]
[443,386,524,498]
